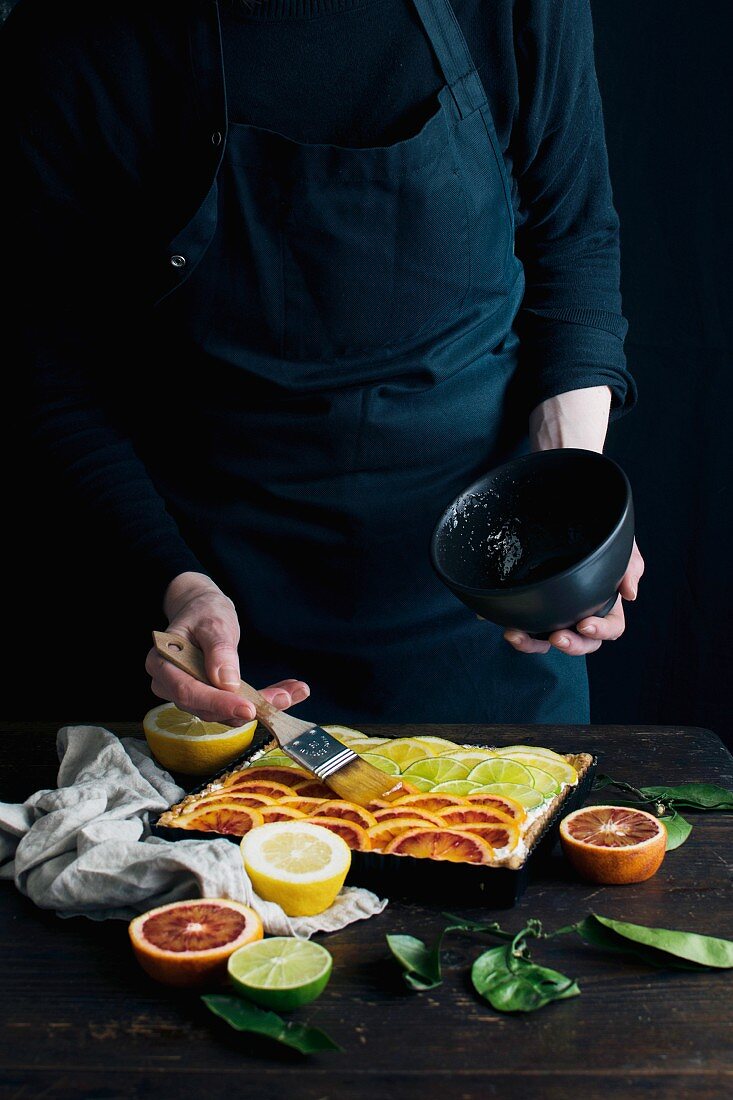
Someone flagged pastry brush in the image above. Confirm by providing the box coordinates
[152,631,409,807]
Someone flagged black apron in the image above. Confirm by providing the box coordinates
[144,0,590,724]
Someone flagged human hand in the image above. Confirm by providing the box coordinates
[501,539,645,656]
[145,571,310,724]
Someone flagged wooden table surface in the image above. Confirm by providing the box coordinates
[1,722,731,1100]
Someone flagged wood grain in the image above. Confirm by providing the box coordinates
[1,723,731,1100]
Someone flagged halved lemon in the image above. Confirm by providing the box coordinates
[240,821,351,916]
[143,703,257,776]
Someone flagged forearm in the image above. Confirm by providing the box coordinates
[529,385,612,455]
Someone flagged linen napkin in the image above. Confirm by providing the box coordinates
[0,725,387,935]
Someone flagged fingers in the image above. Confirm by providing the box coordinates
[503,630,552,655]
[546,629,603,656]
[619,538,645,601]
[260,678,311,710]
[145,648,256,723]
[191,614,241,691]
[576,595,626,642]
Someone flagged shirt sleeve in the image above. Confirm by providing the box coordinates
[510,0,637,420]
[1,2,205,604]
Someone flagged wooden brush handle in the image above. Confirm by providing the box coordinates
[152,630,279,725]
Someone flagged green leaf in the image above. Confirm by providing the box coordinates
[471,944,580,1013]
[576,915,733,970]
[660,809,692,850]
[639,783,733,811]
[202,995,342,1054]
[386,933,443,990]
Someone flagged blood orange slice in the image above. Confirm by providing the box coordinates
[465,792,527,822]
[310,801,377,830]
[384,827,494,864]
[368,817,445,850]
[454,822,520,850]
[184,791,275,810]
[559,805,666,884]
[301,816,371,850]
[372,806,444,826]
[440,807,515,828]
[258,805,306,823]
[129,899,263,987]
[175,803,264,836]
[220,779,296,799]
[279,796,330,814]
[226,766,310,788]
[296,780,336,799]
[393,793,465,813]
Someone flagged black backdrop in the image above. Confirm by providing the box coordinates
[2,0,731,744]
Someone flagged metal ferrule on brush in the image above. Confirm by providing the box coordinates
[284,728,358,780]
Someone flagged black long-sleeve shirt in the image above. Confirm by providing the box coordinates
[1,0,636,602]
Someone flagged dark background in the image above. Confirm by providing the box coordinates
[2,0,731,743]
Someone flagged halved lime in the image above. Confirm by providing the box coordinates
[467,758,534,787]
[493,744,568,762]
[376,739,433,770]
[502,753,578,786]
[228,937,332,1011]
[431,779,480,795]
[404,758,470,784]
[477,782,545,810]
[359,752,400,776]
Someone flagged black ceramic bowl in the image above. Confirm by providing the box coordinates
[430,448,634,635]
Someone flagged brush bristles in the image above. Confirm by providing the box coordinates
[325,757,407,807]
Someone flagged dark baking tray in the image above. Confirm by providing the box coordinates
[150,731,597,908]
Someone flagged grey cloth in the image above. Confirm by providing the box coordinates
[0,725,387,935]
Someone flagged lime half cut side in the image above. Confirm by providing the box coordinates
[228,937,333,1011]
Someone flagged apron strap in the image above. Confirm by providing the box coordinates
[410,0,488,119]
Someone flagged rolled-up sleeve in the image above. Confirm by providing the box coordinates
[511,0,637,419]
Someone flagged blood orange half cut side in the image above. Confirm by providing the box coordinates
[129,899,263,987]
[559,805,666,884]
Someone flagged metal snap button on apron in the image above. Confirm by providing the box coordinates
[170,254,187,268]
[211,131,222,146]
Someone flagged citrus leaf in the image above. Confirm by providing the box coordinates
[576,915,733,970]
[386,933,443,990]
[639,783,733,811]
[202,995,342,1053]
[660,810,692,850]
[471,945,580,1013]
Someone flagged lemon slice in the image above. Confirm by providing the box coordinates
[228,937,333,1011]
[477,782,545,810]
[493,744,568,762]
[467,758,534,787]
[347,738,391,750]
[359,752,401,776]
[431,779,480,795]
[143,703,257,776]
[240,821,351,917]
[321,725,367,743]
[410,736,461,754]
[376,738,433,770]
[502,753,578,786]
[439,749,498,767]
[404,758,470,784]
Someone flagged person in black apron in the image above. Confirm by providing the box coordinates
[138,0,643,726]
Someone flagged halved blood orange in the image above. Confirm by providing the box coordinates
[129,898,263,987]
[310,801,377,830]
[301,816,371,850]
[560,805,666,884]
[279,796,330,814]
[465,792,527,822]
[220,780,296,800]
[296,780,336,799]
[258,805,306,823]
[393,793,465,813]
[176,803,264,836]
[384,827,494,864]
[224,766,310,788]
[373,806,444,826]
[440,807,515,828]
[368,817,445,851]
[454,822,520,850]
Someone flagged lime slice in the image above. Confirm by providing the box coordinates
[477,782,545,810]
[520,765,560,797]
[410,736,460,754]
[377,738,433,770]
[404,758,470,784]
[228,937,332,1011]
[439,749,498,767]
[402,775,436,791]
[249,754,296,768]
[502,753,578,786]
[467,758,534,787]
[431,779,480,795]
[493,744,568,762]
[359,752,400,776]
